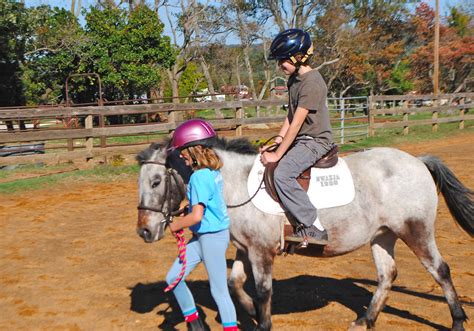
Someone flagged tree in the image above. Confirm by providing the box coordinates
[349,1,411,95]
[82,5,175,100]
[448,6,471,37]
[159,0,202,104]
[0,0,30,107]
[409,3,473,93]
[162,60,206,101]
[22,6,84,105]
[257,0,323,30]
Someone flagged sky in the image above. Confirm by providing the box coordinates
[24,0,177,40]
[24,0,464,13]
[23,0,466,45]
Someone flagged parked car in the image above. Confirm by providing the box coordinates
[194,88,226,102]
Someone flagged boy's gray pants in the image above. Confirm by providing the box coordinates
[274,137,333,227]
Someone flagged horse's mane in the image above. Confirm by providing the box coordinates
[137,136,257,165]
[213,137,258,155]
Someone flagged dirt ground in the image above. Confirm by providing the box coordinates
[0,132,473,331]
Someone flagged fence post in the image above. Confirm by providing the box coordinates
[236,106,243,136]
[85,114,93,157]
[403,111,409,135]
[66,102,74,151]
[432,95,439,132]
[168,107,176,136]
[403,99,409,135]
[368,96,375,137]
[98,98,106,148]
[340,98,345,144]
[459,97,465,130]
[67,138,74,151]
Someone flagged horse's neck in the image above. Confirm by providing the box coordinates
[215,149,256,201]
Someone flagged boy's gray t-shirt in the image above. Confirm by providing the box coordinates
[287,69,333,143]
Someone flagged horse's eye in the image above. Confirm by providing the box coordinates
[151,178,161,188]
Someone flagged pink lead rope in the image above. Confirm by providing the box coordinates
[164,229,187,292]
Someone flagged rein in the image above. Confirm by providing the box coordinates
[227,135,280,209]
[227,179,264,208]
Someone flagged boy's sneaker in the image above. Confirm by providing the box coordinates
[285,225,329,246]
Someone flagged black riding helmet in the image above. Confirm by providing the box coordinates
[268,28,313,65]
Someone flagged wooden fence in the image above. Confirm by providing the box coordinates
[369,93,473,136]
[0,99,285,166]
[0,93,472,166]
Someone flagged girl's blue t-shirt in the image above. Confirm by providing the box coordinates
[188,168,230,234]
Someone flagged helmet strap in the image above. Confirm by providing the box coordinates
[186,147,199,168]
[287,56,301,74]
[289,45,313,71]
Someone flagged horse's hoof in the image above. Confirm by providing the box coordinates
[349,320,367,331]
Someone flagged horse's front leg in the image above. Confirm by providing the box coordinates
[248,246,275,331]
[229,249,256,317]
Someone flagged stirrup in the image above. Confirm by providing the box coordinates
[296,237,309,249]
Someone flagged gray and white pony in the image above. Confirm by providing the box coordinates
[136,138,473,331]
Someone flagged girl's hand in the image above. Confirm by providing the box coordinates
[169,220,180,233]
[169,204,204,233]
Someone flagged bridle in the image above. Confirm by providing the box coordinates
[137,160,187,226]
[137,160,188,293]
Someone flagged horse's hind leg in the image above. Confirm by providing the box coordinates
[229,249,256,317]
[351,229,398,331]
[401,223,467,331]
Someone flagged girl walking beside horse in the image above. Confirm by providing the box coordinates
[165,119,238,331]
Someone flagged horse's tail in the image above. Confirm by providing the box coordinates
[419,155,474,237]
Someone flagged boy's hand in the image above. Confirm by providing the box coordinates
[261,151,281,165]
[259,135,283,153]
[259,143,277,153]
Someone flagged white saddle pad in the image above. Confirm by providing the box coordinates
[247,156,355,216]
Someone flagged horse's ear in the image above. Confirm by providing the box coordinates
[136,142,168,164]
[166,149,193,184]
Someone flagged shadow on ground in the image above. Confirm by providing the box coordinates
[130,274,453,330]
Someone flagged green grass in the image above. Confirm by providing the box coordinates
[0,164,139,194]
[196,106,286,119]
[104,133,167,145]
[0,163,74,181]
[339,121,473,152]
[373,109,467,121]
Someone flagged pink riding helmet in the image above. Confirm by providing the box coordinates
[171,119,217,151]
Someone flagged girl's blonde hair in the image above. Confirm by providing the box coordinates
[182,145,223,170]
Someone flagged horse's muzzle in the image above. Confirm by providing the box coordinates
[137,227,153,243]
[137,209,154,242]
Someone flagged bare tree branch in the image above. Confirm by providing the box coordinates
[315,58,340,70]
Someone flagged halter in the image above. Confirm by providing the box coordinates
[137,160,187,224]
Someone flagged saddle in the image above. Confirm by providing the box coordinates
[263,145,339,203]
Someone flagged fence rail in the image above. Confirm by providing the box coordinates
[1,93,471,166]
[369,93,473,136]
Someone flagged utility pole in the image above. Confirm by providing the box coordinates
[71,0,81,17]
[433,0,440,95]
